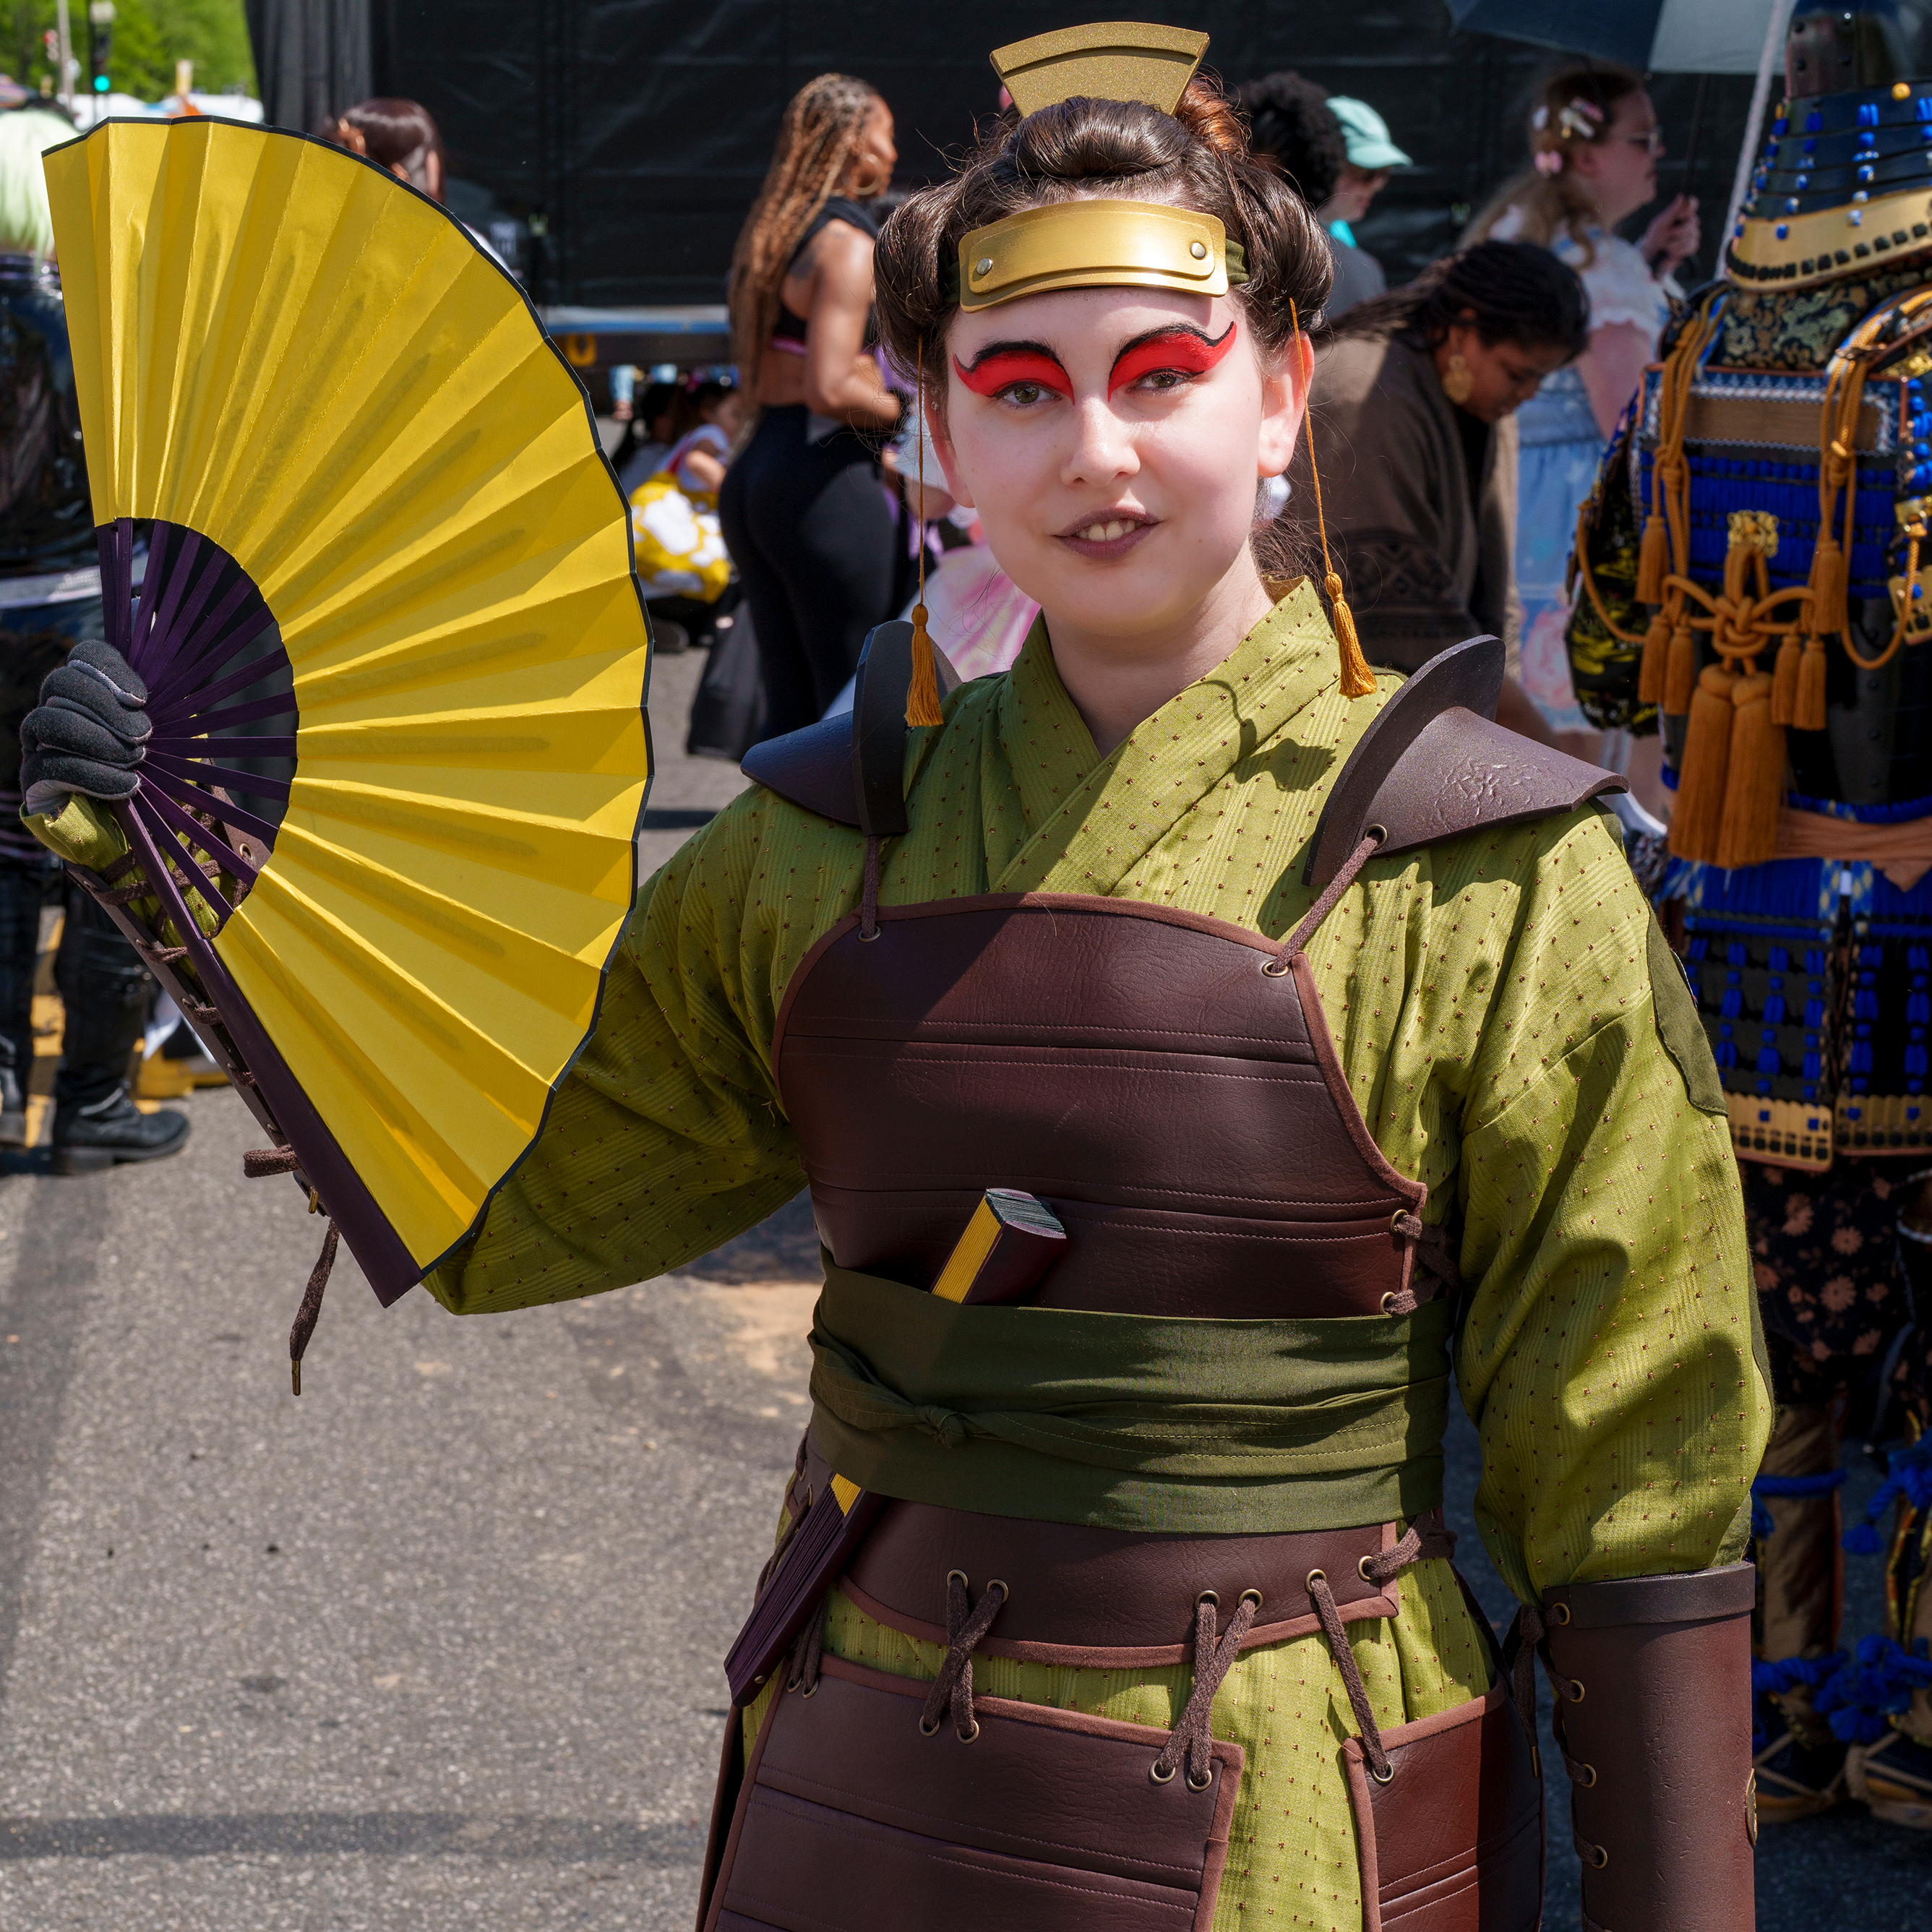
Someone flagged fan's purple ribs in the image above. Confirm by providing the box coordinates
[95,518,298,916]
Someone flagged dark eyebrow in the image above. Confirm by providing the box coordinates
[1109,321,1234,363]
[955,338,1068,372]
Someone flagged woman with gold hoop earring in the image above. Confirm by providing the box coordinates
[1290,240,1587,745]
[720,74,908,741]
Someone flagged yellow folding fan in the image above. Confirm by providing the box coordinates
[43,117,653,1321]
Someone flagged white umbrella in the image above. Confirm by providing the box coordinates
[1447,1,1783,70]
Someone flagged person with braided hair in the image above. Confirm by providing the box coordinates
[719,72,906,740]
[1288,239,1587,747]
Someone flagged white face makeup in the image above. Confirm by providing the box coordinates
[929,286,1303,652]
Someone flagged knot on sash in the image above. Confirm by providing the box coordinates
[917,1406,972,1449]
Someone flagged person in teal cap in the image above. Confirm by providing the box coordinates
[1322,95,1410,314]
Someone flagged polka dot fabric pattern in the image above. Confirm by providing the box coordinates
[434,582,1772,1929]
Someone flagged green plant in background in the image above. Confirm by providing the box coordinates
[5,0,255,101]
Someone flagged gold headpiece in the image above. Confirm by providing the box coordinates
[959,202,1242,311]
[990,21,1208,116]
[953,22,1242,314]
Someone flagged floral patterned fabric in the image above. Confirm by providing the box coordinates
[1717,261,1931,372]
[1744,1160,1932,1421]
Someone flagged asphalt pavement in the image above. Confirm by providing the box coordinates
[1,640,1928,1928]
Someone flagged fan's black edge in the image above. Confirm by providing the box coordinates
[54,115,659,1309]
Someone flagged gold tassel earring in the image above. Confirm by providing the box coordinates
[903,336,944,729]
[1291,301,1375,699]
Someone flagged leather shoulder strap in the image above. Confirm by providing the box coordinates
[739,619,960,835]
[1303,635,1626,887]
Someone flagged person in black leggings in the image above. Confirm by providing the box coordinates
[724,77,906,740]
[720,398,901,735]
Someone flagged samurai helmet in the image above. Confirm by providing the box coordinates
[1730,3,1932,288]
[1787,2,1932,100]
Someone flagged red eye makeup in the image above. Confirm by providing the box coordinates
[1107,322,1237,398]
[952,347,1073,400]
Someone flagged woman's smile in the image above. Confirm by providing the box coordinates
[1058,511,1159,558]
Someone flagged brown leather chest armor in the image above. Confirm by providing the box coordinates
[774,893,1427,1319]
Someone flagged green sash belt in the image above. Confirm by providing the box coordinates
[807,1261,1454,1535]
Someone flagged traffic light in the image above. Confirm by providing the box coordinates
[87,2,115,96]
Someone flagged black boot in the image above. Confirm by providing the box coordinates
[50,1084,189,1173]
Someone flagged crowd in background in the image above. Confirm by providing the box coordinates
[0,57,1701,1173]
[651,55,1699,816]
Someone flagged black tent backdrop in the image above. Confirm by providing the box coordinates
[240,2,1764,309]
[245,0,371,139]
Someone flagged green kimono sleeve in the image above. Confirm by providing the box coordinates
[426,793,810,1314]
[1450,818,1772,1600]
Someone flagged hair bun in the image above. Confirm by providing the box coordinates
[1172,77,1250,159]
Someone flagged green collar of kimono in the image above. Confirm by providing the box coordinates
[807,1261,1451,1534]
[989,578,1359,898]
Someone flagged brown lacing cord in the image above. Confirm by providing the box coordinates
[93,849,150,906]
[918,1571,1009,1743]
[243,1144,340,1395]
[1153,1589,1261,1790]
[1305,1518,1457,1783]
[1381,1212,1461,1316]
[287,1223,339,1397]
[858,834,882,941]
[1272,833,1383,968]
[785,1594,828,1697]
[1501,1602,1545,1760]
[1514,1598,1610,1868]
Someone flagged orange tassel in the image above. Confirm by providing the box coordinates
[1663,621,1699,717]
[1326,572,1376,697]
[1636,512,1670,605]
[1714,671,1786,870]
[1637,609,1673,706]
[903,603,943,728]
[1770,635,1801,726]
[1811,536,1847,637]
[1668,663,1740,865]
[1795,637,1829,732]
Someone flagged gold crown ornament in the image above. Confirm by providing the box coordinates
[957,23,1243,313]
[991,21,1208,115]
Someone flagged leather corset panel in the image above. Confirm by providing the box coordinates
[773,892,1425,1318]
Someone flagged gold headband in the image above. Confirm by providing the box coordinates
[955,27,1237,313]
[956,201,1246,312]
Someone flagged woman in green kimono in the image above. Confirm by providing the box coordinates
[22,24,1771,1932]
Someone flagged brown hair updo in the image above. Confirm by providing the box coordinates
[874,77,1331,398]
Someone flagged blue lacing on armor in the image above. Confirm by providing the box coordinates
[1842,1438,1932,1554]
[1751,1468,1847,1540]
[1815,1636,1932,1743]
